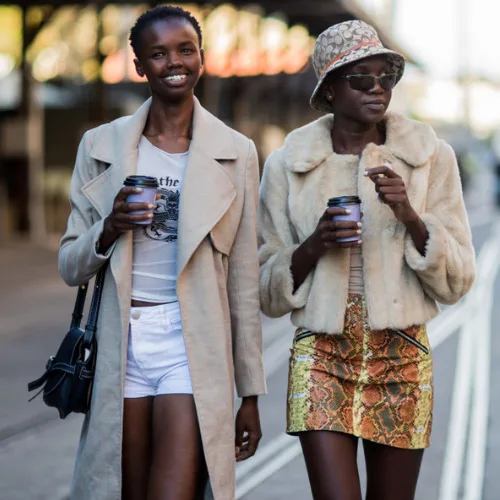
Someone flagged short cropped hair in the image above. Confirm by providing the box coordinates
[129,5,203,58]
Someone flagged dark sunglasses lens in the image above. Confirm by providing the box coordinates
[380,74,398,90]
[348,75,374,91]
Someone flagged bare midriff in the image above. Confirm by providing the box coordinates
[348,245,364,295]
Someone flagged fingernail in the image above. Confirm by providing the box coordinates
[364,171,369,176]
[357,240,363,244]
[147,213,153,218]
[135,188,143,192]
[148,204,154,209]
[345,209,351,214]
[357,222,362,228]
[357,230,361,235]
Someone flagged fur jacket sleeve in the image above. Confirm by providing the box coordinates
[258,150,314,318]
[403,139,475,304]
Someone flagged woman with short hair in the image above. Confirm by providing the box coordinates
[60,6,265,500]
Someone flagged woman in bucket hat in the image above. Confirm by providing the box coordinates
[258,20,475,499]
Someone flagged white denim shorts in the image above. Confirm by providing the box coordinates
[124,302,193,398]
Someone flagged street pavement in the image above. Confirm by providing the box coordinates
[1,168,500,500]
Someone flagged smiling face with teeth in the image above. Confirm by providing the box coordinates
[134,17,204,104]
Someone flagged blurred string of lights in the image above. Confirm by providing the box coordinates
[0,3,315,84]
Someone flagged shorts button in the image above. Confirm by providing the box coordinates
[131,310,141,320]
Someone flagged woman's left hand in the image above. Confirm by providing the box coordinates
[365,166,418,223]
[235,396,262,462]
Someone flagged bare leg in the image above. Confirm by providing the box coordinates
[148,394,206,500]
[363,439,424,500]
[299,431,362,500]
[122,397,154,500]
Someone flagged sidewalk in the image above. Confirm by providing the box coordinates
[0,239,81,500]
[0,239,71,340]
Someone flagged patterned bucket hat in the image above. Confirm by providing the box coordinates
[310,20,405,112]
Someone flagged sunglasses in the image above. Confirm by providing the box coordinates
[342,73,399,91]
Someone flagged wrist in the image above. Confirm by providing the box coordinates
[400,206,419,225]
[103,216,117,237]
[97,216,119,255]
[241,395,258,405]
[302,237,321,261]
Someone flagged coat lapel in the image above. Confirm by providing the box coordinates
[176,99,238,277]
[79,97,238,331]
[81,99,151,335]
[82,99,152,217]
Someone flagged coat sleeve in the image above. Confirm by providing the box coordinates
[228,140,267,398]
[404,139,476,304]
[257,151,314,318]
[58,131,116,286]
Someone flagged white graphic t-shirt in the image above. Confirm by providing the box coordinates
[131,136,188,303]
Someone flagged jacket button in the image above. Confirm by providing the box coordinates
[131,310,141,320]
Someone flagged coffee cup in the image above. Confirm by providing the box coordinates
[327,196,361,242]
[123,175,159,225]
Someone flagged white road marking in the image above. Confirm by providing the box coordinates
[438,222,500,500]
[463,285,492,500]
[235,433,294,482]
[428,303,467,348]
[437,315,476,500]
[236,441,303,499]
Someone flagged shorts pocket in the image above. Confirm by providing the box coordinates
[168,307,183,330]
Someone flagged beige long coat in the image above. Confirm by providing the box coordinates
[258,112,476,333]
[59,97,266,500]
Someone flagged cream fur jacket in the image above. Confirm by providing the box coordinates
[258,112,476,334]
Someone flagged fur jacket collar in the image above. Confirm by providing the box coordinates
[282,112,438,173]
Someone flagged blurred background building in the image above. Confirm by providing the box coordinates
[0,0,498,244]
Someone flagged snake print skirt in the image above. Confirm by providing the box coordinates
[286,294,433,449]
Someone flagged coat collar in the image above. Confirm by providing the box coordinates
[282,111,438,172]
[89,96,238,164]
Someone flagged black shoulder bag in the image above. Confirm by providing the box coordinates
[27,266,106,419]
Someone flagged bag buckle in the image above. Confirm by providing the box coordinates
[45,356,55,370]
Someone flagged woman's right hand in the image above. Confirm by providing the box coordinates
[98,187,155,254]
[304,207,362,260]
[291,208,361,291]
[104,187,155,236]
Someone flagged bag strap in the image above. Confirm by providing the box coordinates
[83,265,107,348]
[70,282,89,329]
